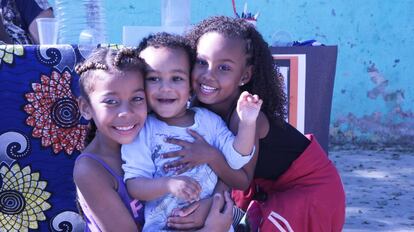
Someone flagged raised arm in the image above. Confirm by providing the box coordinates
[233,91,263,156]
[216,108,269,189]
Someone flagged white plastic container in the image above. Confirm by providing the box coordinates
[36,18,58,45]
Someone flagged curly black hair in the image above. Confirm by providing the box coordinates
[136,32,195,72]
[75,47,147,146]
[186,16,287,124]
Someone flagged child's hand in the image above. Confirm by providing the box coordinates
[200,192,234,232]
[167,198,211,230]
[167,176,201,202]
[170,201,200,217]
[236,91,263,124]
[163,129,220,174]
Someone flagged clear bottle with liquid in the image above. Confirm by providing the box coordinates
[54,0,107,45]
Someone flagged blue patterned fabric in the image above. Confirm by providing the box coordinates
[0,44,121,231]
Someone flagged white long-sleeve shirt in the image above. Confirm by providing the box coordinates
[122,107,253,231]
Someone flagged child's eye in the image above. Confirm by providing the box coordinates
[172,76,184,81]
[103,99,118,105]
[132,96,145,102]
[145,76,160,82]
[218,65,231,71]
[195,58,207,66]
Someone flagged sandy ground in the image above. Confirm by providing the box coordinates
[330,149,414,232]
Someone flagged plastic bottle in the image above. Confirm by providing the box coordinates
[54,0,107,45]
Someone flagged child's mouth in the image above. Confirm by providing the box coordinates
[114,125,135,131]
[157,98,176,104]
[200,84,217,93]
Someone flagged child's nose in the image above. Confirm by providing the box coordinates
[202,68,215,80]
[160,80,173,91]
[118,102,133,117]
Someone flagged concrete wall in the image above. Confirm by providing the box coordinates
[50,0,414,148]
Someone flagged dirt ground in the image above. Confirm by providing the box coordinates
[329,148,414,232]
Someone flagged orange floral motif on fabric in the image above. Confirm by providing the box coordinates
[24,71,88,154]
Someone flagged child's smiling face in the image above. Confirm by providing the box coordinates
[140,46,191,125]
[191,32,251,110]
[79,70,147,145]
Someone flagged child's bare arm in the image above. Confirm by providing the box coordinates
[167,188,235,231]
[74,158,139,232]
[126,176,201,202]
[162,130,260,190]
[233,91,263,156]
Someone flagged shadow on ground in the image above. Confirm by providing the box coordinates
[330,149,414,232]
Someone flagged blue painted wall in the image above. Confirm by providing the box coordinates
[50,0,414,148]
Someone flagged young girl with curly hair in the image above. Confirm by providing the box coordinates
[164,16,345,232]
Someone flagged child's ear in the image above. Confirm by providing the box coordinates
[239,65,253,86]
[78,97,92,120]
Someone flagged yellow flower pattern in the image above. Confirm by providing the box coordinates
[0,45,24,65]
[0,163,51,232]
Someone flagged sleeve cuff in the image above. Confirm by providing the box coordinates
[227,146,255,170]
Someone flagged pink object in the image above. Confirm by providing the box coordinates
[245,200,262,232]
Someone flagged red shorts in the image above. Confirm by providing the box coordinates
[232,134,345,232]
